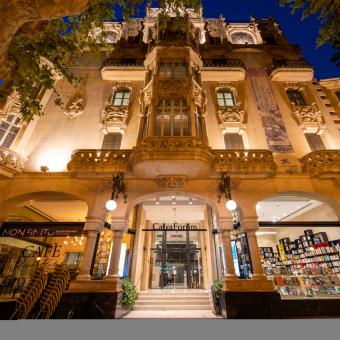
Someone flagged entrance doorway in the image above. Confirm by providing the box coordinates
[150,229,203,289]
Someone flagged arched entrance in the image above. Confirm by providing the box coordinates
[128,193,221,291]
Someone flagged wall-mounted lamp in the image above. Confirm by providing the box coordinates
[218,172,237,211]
[105,173,127,211]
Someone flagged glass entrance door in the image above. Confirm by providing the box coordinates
[150,230,203,289]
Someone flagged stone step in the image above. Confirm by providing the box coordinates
[135,300,211,306]
[133,305,212,311]
[138,295,209,300]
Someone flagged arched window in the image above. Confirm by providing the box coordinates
[112,89,131,106]
[231,32,255,44]
[154,99,190,137]
[0,114,21,148]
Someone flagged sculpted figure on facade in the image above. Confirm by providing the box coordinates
[0,91,21,118]
[64,96,84,119]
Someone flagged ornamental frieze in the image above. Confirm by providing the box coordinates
[291,103,325,134]
[156,175,188,189]
[217,104,245,124]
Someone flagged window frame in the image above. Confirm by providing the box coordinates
[0,114,22,148]
[217,90,235,107]
[111,89,131,107]
[158,60,188,78]
[154,99,191,137]
[286,89,307,107]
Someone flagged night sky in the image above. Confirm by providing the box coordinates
[199,0,339,80]
[123,0,339,80]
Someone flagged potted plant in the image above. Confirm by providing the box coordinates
[121,278,138,310]
[211,279,223,315]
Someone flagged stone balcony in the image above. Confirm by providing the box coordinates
[67,143,277,179]
[0,146,26,178]
[266,58,314,82]
[201,58,246,81]
[131,137,213,178]
[212,149,276,178]
[301,150,340,178]
[67,149,132,177]
[101,58,145,81]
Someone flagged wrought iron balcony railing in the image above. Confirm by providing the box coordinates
[266,58,313,75]
[202,58,245,69]
[301,150,340,178]
[102,58,145,68]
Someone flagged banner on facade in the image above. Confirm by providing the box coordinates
[0,222,85,237]
[248,68,294,153]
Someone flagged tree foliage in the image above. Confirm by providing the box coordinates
[280,0,340,65]
[0,0,200,121]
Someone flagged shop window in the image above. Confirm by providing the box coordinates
[111,89,131,106]
[0,114,21,148]
[64,252,83,267]
[154,99,190,137]
[158,60,188,78]
[102,132,122,149]
[286,89,306,106]
[224,133,244,149]
[217,91,235,107]
[305,133,325,151]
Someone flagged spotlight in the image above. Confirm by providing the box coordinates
[106,199,117,211]
[226,199,237,211]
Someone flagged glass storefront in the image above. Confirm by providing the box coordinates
[150,230,204,289]
[0,222,86,297]
[257,225,340,298]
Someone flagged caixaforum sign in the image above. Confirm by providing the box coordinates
[142,223,207,231]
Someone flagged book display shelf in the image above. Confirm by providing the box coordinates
[259,229,340,298]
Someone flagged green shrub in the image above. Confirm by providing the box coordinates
[121,278,138,309]
[211,279,223,298]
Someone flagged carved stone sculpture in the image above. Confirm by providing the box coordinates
[64,97,84,119]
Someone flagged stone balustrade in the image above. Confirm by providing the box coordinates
[67,145,279,179]
[67,149,132,176]
[0,146,26,178]
[212,149,276,178]
[301,150,340,178]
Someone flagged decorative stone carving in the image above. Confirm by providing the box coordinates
[217,104,245,123]
[156,175,188,189]
[213,149,276,178]
[225,22,263,45]
[141,80,153,107]
[91,22,122,44]
[206,19,224,38]
[215,83,246,133]
[122,19,143,40]
[64,96,84,119]
[101,83,132,134]
[301,150,340,178]
[291,102,325,134]
[0,91,21,118]
[67,149,131,175]
[192,79,206,110]
[101,104,129,133]
[154,78,191,99]
[0,146,26,177]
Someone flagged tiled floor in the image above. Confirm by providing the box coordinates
[123,310,221,319]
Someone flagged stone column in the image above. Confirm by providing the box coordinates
[218,218,237,280]
[241,217,266,280]
[105,230,124,281]
[77,218,104,280]
[220,229,237,279]
[104,217,127,290]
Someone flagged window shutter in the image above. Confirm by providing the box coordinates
[102,133,122,149]
[305,133,325,151]
[224,133,244,149]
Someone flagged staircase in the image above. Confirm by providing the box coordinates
[133,290,212,311]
